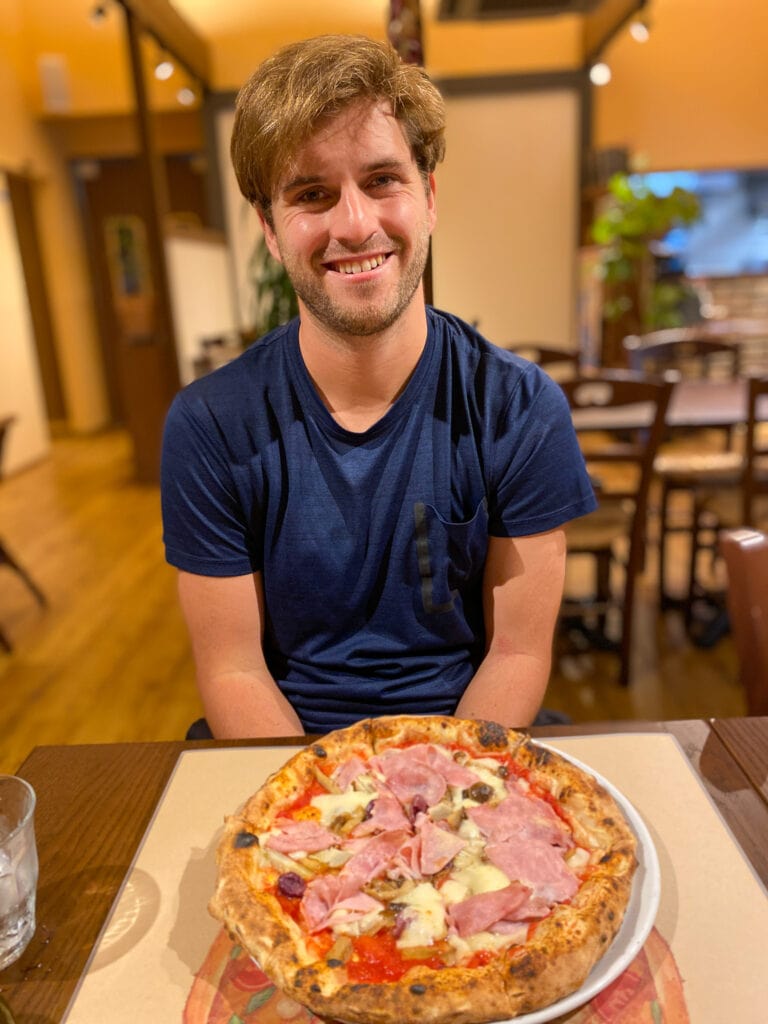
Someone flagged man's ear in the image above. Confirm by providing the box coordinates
[257,209,283,264]
[426,173,437,233]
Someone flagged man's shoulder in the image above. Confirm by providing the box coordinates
[175,320,297,409]
[428,307,549,391]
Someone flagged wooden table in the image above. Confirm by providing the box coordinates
[1,719,766,1022]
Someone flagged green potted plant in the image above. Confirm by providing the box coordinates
[243,233,299,343]
[590,172,701,362]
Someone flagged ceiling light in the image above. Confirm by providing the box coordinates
[589,62,612,87]
[629,20,650,43]
[177,87,196,106]
[154,59,175,81]
[88,3,108,25]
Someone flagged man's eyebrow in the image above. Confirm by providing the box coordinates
[280,159,410,196]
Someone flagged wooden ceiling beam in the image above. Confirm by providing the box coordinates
[582,0,646,64]
[116,0,210,85]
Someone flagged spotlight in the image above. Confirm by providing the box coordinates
[589,62,612,86]
[154,59,175,81]
[177,87,196,107]
[629,19,650,43]
[89,3,108,25]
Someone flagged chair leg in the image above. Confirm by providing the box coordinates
[0,541,47,607]
[657,480,671,610]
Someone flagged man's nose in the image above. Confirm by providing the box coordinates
[329,187,377,245]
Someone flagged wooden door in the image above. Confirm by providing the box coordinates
[74,157,181,483]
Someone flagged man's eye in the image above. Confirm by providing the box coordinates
[369,175,396,189]
[296,189,326,204]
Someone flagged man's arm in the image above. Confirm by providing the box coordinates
[454,529,566,727]
[177,570,305,738]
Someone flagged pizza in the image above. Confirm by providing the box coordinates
[209,716,638,1024]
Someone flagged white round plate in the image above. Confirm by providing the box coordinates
[497,744,662,1024]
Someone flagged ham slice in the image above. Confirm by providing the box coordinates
[265,818,340,854]
[333,756,368,791]
[397,817,467,877]
[485,838,579,904]
[351,788,411,837]
[447,882,531,938]
[467,785,573,849]
[369,744,479,808]
[301,874,383,932]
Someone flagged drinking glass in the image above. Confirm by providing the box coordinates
[0,776,38,971]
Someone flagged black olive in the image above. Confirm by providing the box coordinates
[463,782,494,803]
[234,831,258,848]
[277,871,307,898]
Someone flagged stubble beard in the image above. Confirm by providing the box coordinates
[280,228,431,339]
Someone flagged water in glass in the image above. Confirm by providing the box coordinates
[0,777,38,971]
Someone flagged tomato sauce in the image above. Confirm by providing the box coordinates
[346,932,445,983]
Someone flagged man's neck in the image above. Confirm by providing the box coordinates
[297,301,429,433]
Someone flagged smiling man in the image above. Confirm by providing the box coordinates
[160,35,596,739]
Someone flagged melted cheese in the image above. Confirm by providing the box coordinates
[396,882,447,947]
[450,861,510,896]
[311,790,371,826]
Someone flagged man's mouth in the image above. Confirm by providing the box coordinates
[326,253,388,275]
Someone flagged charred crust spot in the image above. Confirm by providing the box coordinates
[234,831,258,848]
[531,745,554,766]
[509,954,536,979]
[600,934,608,944]
[476,719,507,748]
[351,984,369,992]
[602,817,615,827]
[310,983,322,993]
[607,910,615,921]
[410,984,427,995]
[600,852,614,864]
[326,958,343,968]
[312,744,328,758]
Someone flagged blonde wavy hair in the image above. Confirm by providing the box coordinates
[231,35,446,224]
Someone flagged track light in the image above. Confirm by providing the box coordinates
[629,19,650,43]
[589,62,612,87]
[154,59,175,81]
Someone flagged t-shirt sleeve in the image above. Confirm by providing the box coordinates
[160,391,261,576]
[487,364,597,537]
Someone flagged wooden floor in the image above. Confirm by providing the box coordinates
[0,430,746,774]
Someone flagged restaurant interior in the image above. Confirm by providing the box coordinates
[2,0,768,776]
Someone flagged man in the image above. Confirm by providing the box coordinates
[161,34,596,738]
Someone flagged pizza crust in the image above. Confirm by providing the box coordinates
[210,716,638,1024]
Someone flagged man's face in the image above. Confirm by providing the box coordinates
[260,101,436,339]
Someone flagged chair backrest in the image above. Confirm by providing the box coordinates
[624,335,740,381]
[718,527,768,715]
[743,374,768,525]
[0,416,15,483]
[559,371,673,554]
[509,345,581,384]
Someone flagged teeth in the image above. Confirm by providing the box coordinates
[336,254,385,275]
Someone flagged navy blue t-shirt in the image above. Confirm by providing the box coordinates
[161,308,596,732]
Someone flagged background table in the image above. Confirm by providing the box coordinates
[1,719,766,1023]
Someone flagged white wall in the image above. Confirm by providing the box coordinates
[432,89,579,348]
[165,229,240,386]
[0,174,50,474]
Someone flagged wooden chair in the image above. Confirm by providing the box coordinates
[558,371,673,686]
[0,416,47,652]
[625,335,744,617]
[718,527,768,715]
[684,374,768,630]
[508,344,580,381]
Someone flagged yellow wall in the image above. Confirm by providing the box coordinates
[1,1,108,435]
[594,0,768,171]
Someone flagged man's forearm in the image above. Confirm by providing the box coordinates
[454,648,551,728]
[200,669,305,739]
